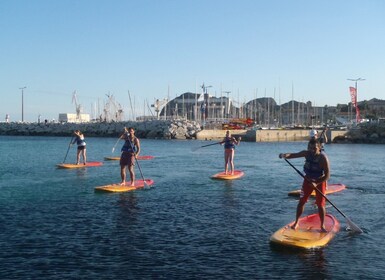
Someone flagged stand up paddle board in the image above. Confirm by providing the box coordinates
[104,155,155,161]
[211,170,244,180]
[288,183,346,197]
[56,161,103,169]
[270,214,340,249]
[95,179,154,193]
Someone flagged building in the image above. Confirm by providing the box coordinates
[58,113,90,123]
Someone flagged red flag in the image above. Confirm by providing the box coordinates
[349,87,357,107]
[349,87,361,122]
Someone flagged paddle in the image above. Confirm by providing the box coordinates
[191,141,222,152]
[111,137,121,153]
[63,136,74,163]
[283,158,363,233]
[317,124,328,148]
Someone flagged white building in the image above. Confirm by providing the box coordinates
[58,113,90,123]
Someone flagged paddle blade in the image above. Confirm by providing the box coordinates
[346,217,363,234]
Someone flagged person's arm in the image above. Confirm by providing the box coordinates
[314,154,330,184]
[135,138,141,156]
[233,137,241,145]
[279,150,307,159]
[323,133,328,144]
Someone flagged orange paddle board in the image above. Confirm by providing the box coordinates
[56,161,103,169]
[94,179,154,192]
[211,170,244,180]
[270,214,340,249]
[288,183,346,197]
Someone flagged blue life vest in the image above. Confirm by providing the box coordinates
[121,134,137,153]
[303,152,325,178]
[224,136,235,149]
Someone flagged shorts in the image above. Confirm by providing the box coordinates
[77,146,86,151]
[299,180,326,207]
[120,152,135,167]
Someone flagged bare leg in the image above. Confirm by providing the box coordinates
[229,149,235,175]
[82,149,87,165]
[128,165,135,186]
[291,201,306,230]
[318,206,327,232]
[76,149,81,164]
[120,166,126,185]
[224,150,230,174]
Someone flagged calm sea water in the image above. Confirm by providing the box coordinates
[0,135,384,279]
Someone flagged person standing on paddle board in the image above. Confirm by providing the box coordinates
[220,130,241,175]
[119,127,140,186]
[279,138,330,232]
[72,130,87,165]
[310,128,328,150]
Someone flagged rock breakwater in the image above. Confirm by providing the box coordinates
[0,119,202,139]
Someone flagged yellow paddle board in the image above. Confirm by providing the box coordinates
[211,170,244,180]
[288,183,346,197]
[56,161,103,169]
[270,214,340,249]
[95,179,154,193]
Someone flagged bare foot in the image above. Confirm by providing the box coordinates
[120,182,126,186]
[290,223,298,230]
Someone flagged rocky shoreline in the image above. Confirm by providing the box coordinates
[335,122,385,144]
[1,120,385,143]
[0,119,202,140]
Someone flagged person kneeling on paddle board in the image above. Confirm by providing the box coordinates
[220,130,241,175]
[119,127,140,186]
[72,130,87,165]
[279,139,330,232]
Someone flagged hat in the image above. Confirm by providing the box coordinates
[310,129,318,138]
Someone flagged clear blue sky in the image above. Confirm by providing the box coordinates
[1,0,384,122]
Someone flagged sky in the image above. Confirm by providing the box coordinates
[1,0,385,122]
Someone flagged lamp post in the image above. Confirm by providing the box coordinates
[347,78,365,123]
[19,87,26,122]
[223,91,231,119]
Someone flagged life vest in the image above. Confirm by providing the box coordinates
[224,136,235,149]
[303,152,325,178]
[121,134,137,153]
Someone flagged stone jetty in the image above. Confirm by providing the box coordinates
[0,119,202,140]
[8,119,384,143]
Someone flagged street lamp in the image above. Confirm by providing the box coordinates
[347,77,365,93]
[19,87,26,122]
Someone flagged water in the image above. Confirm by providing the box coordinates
[0,136,384,279]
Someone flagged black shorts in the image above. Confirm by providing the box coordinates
[120,152,135,166]
[77,146,86,151]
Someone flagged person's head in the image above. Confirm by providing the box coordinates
[128,127,135,134]
[307,138,321,155]
[226,130,230,136]
[310,129,318,139]
[74,130,80,135]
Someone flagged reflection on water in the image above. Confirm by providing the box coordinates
[0,137,384,279]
